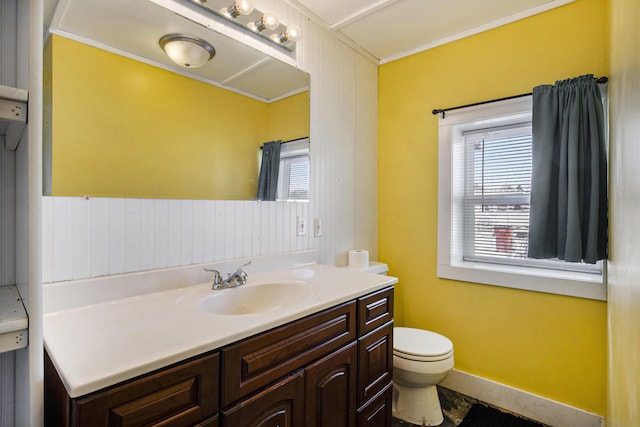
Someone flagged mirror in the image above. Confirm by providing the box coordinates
[44,0,310,200]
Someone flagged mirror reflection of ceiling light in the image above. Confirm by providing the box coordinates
[159,34,216,68]
[219,0,254,19]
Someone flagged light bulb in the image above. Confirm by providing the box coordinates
[234,0,254,15]
[284,24,301,41]
[270,24,302,43]
[262,11,279,30]
[220,0,254,18]
[250,10,279,32]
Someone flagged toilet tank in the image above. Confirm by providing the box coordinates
[363,262,389,275]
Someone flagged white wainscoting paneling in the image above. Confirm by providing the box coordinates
[42,196,311,283]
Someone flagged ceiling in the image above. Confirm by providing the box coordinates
[47,0,574,100]
[290,0,574,63]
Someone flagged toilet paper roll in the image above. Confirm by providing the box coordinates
[348,250,369,269]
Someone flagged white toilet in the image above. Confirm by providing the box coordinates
[393,326,454,426]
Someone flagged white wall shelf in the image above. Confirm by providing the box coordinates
[0,285,28,353]
[0,84,28,151]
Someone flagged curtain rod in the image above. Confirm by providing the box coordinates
[432,76,608,118]
[260,136,309,149]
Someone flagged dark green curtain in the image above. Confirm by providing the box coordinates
[257,141,281,201]
[528,74,608,264]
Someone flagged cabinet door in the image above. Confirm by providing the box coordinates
[222,371,304,427]
[357,384,392,427]
[305,342,357,427]
[358,321,393,407]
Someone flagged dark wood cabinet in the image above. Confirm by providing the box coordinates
[194,415,219,427]
[45,352,219,427]
[221,371,304,427]
[305,342,358,427]
[358,322,393,407]
[357,384,393,427]
[357,287,394,336]
[221,301,357,407]
[45,286,394,427]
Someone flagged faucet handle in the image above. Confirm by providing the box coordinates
[204,268,223,289]
[231,261,251,286]
[235,261,252,271]
[237,269,248,285]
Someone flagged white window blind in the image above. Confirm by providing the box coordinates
[462,123,532,264]
[461,122,601,274]
[276,138,310,201]
[277,154,309,201]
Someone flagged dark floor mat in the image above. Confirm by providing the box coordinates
[458,404,546,427]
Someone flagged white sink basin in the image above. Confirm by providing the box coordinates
[198,282,314,315]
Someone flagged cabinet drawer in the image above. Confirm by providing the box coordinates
[222,301,357,406]
[72,353,219,427]
[358,321,393,407]
[357,287,394,336]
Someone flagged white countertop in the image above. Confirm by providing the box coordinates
[44,263,397,398]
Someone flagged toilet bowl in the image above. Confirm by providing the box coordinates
[393,327,454,426]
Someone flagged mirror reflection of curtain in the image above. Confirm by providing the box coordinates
[528,74,608,264]
[257,141,282,201]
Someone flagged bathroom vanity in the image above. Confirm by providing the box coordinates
[44,263,396,426]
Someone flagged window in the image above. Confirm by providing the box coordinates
[437,97,606,300]
[276,138,310,201]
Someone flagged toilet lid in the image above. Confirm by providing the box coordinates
[394,327,453,359]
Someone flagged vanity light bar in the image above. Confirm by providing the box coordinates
[190,0,300,52]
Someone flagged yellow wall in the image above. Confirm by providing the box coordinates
[266,91,310,142]
[49,35,309,200]
[379,0,608,415]
[607,0,640,424]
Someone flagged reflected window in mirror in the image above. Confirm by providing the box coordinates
[277,137,310,201]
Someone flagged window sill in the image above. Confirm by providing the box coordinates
[437,261,606,301]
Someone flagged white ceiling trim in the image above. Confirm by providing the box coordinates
[379,0,576,64]
[330,0,401,30]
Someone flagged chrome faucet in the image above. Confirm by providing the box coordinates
[204,261,251,290]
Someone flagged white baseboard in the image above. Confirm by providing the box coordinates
[440,369,605,427]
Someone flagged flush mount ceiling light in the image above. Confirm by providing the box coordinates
[248,10,279,32]
[159,34,216,68]
[219,0,254,18]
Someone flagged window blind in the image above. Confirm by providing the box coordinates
[460,122,601,274]
[277,154,309,201]
[462,123,532,264]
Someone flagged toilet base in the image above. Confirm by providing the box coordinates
[392,382,443,426]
